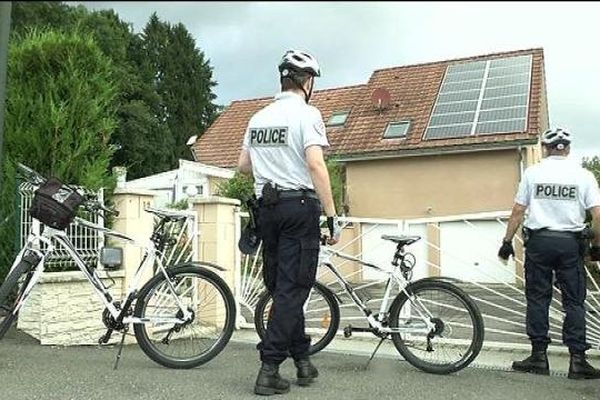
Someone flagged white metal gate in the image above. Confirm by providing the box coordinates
[234,210,600,351]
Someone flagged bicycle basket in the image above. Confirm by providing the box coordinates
[29,177,85,230]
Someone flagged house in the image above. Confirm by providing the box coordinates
[192,48,549,283]
[121,159,235,207]
[194,48,547,218]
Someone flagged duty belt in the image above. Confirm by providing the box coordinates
[530,228,582,239]
[278,189,319,200]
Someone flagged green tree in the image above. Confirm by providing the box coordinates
[0,29,118,278]
[216,172,255,211]
[327,159,346,214]
[140,14,219,165]
[110,100,174,179]
[75,8,175,179]
[10,5,221,180]
[10,4,178,180]
[10,1,80,37]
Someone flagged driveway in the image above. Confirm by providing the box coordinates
[0,327,598,400]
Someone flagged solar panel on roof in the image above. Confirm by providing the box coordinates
[424,54,533,140]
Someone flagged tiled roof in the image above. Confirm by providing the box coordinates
[195,48,546,168]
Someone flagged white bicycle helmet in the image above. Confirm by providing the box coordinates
[541,127,572,149]
[278,49,321,77]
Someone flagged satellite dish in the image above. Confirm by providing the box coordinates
[187,135,199,162]
[371,88,391,112]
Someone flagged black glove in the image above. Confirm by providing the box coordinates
[326,216,342,243]
[498,239,515,261]
[591,245,600,262]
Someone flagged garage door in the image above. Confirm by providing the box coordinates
[440,220,515,283]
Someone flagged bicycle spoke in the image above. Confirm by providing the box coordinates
[136,271,231,363]
[391,280,483,373]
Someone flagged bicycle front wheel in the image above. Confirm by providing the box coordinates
[0,257,36,339]
[254,281,340,355]
[133,264,236,369]
[389,279,484,374]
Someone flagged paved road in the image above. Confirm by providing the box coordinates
[0,328,599,400]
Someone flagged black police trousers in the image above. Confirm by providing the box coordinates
[524,232,590,353]
[256,196,321,365]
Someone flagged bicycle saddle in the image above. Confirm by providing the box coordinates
[381,234,421,247]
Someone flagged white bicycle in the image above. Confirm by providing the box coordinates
[255,235,485,374]
[0,163,236,369]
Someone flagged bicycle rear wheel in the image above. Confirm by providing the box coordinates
[0,255,37,339]
[254,281,340,355]
[133,264,236,369]
[389,279,484,374]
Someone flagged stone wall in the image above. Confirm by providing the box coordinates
[18,270,125,346]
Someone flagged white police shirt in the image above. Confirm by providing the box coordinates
[515,156,600,231]
[242,91,329,198]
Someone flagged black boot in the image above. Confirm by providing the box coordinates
[294,358,319,386]
[568,353,600,380]
[254,362,291,396]
[512,350,549,375]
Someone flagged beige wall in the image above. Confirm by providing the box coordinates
[525,144,542,168]
[345,149,525,219]
[18,271,125,346]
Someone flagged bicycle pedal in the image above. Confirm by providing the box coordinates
[99,328,113,344]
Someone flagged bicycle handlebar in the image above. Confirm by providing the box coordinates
[16,162,47,186]
[17,163,119,217]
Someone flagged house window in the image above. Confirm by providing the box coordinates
[326,111,350,127]
[383,121,410,139]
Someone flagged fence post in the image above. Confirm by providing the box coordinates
[191,196,241,326]
[112,188,157,292]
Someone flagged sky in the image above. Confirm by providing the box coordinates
[71,1,600,161]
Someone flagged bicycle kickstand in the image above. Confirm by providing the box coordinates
[113,328,128,371]
[364,337,386,370]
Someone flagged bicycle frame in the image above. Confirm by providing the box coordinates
[9,215,193,326]
[318,245,436,335]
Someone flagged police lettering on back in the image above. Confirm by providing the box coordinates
[250,127,288,147]
[534,184,578,201]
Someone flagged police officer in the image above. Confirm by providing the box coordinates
[498,127,600,379]
[237,49,342,395]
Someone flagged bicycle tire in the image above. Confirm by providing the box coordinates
[254,281,340,355]
[133,264,236,369]
[388,279,484,374]
[0,259,35,339]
